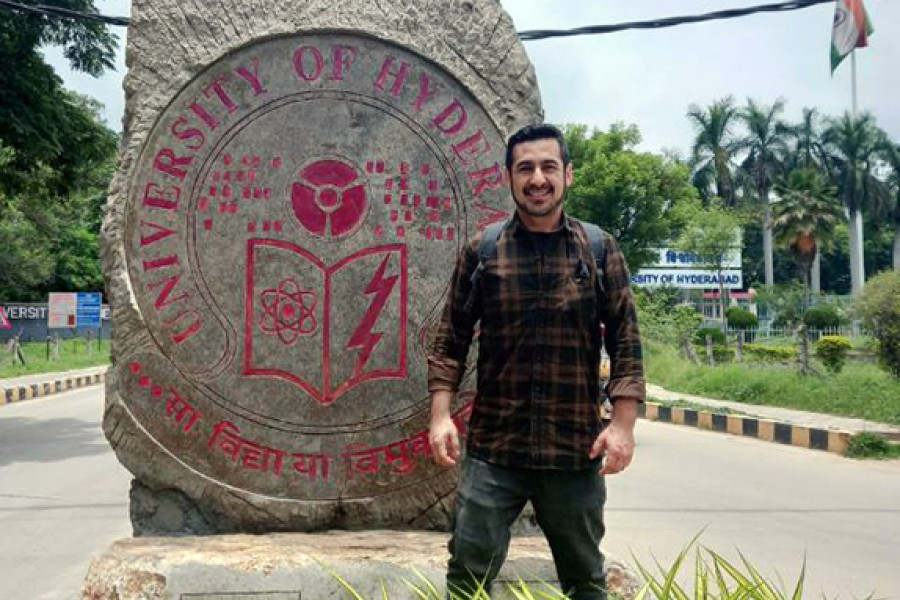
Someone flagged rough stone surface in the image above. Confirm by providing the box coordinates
[101,0,542,533]
[80,532,642,600]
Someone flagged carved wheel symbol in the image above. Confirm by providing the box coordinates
[291,159,368,240]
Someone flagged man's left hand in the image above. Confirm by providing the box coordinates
[589,398,638,476]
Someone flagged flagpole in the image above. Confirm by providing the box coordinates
[851,49,859,116]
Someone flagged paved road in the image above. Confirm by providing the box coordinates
[0,387,131,600]
[1,388,898,599]
[605,420,900,600]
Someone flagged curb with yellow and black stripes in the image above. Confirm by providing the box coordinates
[1,372,106,405]
[639,401,852,455]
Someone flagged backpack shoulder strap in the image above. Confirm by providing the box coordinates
[464,220,507,311]
[580,221,607,284]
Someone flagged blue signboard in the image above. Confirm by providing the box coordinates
[76,292,102,329]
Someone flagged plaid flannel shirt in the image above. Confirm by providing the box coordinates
[427,214,645,470]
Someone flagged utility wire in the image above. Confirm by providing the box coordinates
[0,0,834,37]
[519,0,836,41]
[0,0,129,26]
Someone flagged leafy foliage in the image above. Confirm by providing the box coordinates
[846,432,900,459]
[563,124,700,271]
[855,270,900,378]
[725,306,758,329]
[802,305,845,329]
[743,343,797,363]
[814,335,853,374]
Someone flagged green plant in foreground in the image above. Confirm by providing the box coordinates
[846,432,900,459]
[632,538,805,600]
[815,336,853,374]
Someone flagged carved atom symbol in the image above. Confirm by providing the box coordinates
[291,159,368,240]
[259,278,318,346]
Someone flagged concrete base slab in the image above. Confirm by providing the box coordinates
[81,531,641,599]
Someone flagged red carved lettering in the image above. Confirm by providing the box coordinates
[154,149,194,181]
[294,46,325,82]
[147,273,190,309]
[142,183,181,211]
[139,220,178,247]
[330,45,357,82]
[452,129,491,165]
[164,389,202,433]
[432,100,468,136]
[189,103,220,129]
[412,72,437,112]
[469,163,505,197]
[235,59,267,96]
[204,75,238,113]
[171,117,205,151]
[142,255,180,271]
[373,57,410,98]
[167,309,203,345]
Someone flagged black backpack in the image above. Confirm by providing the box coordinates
[464,219,607,312]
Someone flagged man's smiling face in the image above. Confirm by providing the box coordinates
[508,137,574,229]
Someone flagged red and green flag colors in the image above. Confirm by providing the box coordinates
[831,0,874,73]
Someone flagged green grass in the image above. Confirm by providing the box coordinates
[646,340,900,426]
[0,337,110,379]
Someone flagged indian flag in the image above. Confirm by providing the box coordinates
[831,0,874,73]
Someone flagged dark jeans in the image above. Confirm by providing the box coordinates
[447,455,607,600]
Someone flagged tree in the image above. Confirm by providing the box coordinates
[563,124,700,271]
[687,97,742,207]
[820,112,889,295]
[0,93,116,302]
[739,98,788,289]
[0,0,117,198]
[781,107,824,173]
[771,169,845,310]
[856,269,900,378]
[876,139,900,271]
[673,200,743,329]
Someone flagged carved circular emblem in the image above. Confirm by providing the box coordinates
[121,33,511,506]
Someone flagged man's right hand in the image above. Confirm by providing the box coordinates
[429,414,460,466]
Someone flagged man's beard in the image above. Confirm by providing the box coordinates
[513,193,564,218]
[512,182,566,218]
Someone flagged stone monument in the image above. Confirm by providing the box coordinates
[101,0,542,535]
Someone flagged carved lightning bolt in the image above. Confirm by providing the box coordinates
[346,255,398,377]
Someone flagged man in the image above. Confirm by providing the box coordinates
[427,124,645,599]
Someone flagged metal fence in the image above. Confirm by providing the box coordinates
[725,327,862,343]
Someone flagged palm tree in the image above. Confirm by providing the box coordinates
[820,112,889,295]
[780,107,824,173]
[772,170,845,310]
[876,139,900,270]
[687,97,742,207]
[779,107,826,291]
[740,98,787,289]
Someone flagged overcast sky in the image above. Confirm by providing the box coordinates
[42,0,897,156]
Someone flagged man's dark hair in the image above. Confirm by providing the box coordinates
[505,123,570,171]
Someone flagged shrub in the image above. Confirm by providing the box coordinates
[712,345,734,363]
[856,270,900,378]
[802,305,844,329]
[694,328,725,345]
[846,432,900,459]
[815,335,853,374]
[726,306,758,330]
[744,343,797,363]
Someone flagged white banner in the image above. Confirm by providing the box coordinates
[631,269,743,290]
[647,248,742,269]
